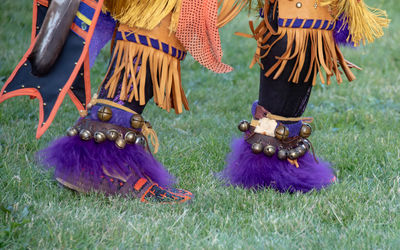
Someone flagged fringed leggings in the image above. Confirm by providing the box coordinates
[258,3,313,119]
[98,62,154,114]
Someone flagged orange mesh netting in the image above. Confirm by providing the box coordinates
[177,0,235,73]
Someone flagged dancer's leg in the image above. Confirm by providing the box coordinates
[220,2,336,193]
[40,55,193,203]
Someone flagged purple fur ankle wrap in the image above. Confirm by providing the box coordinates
[38,106,175,191]
[220,138,335,193]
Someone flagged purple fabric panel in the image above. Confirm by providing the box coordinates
[220,138,335,193]
[90,105,132,128]
[284,121,302,137]
[251,100,258,117]
[89,12,116,67]
[38,136,175,189]
[333,15,355,47]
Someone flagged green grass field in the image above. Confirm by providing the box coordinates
[1,0,399,248]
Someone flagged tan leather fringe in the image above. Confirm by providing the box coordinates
[217,0,248,28]
[320,0,390,46]
[244,0,264,11]
[103,0,181,32]
[241,0,357,85]
[103,40,189,115]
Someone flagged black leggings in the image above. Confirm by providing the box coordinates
[258,3,313,118]
[98,61,154,114]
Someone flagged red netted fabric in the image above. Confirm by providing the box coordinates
[176,0,233,73]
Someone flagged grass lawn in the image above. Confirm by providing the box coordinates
[0,0,399,248]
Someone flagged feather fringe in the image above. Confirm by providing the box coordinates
[103,0,181,32]
[103,40,189,114]
[320,0,389,46]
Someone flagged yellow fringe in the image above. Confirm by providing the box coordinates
[170,0,182,33]
[245,0,264,11]
[103,0,181,32]
[320,0,390,46]
[217,0,248,28]
[103,40,189,115]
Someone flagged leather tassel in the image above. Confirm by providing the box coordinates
[103,40,189,114]
[142,125,160,154]
[217,0,248,28]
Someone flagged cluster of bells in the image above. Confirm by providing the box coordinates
[66,106,148,149]
[238,120,313,161]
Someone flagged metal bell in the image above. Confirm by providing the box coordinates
[251,143,263,154]
[263,145,276,157]
[277,149,288,160]
[135,135,146,147]
[303,139,311,150]
[288,149,300,160]
[66,127,78,137]
[297,144,307,157]
[299,123,312,138]
[79,129,92,141]
[106,129,119,141]
[125,131,136,144]
[94,131,106,143]
[238,120,250,132]
[274,124,289,140]
[130,114,145,129]
[115,137,126,149]
[97,106,112,122]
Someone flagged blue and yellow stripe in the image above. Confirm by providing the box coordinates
[72,1,95,37]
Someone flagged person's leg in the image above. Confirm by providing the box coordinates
[39,50,193,203]
[220,2,336,193]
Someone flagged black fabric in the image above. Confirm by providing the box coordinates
[36,3,49,36]
[70,66,87,106]
[5,31,85,122]
[98,58,154,115]
[258,3,313,119]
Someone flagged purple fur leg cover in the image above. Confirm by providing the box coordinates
[37,105,175,192]
[220,138,335,193]
[38,136,175,190]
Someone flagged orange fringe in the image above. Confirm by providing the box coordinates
[241,1,359,85]
[103,40,189,114]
